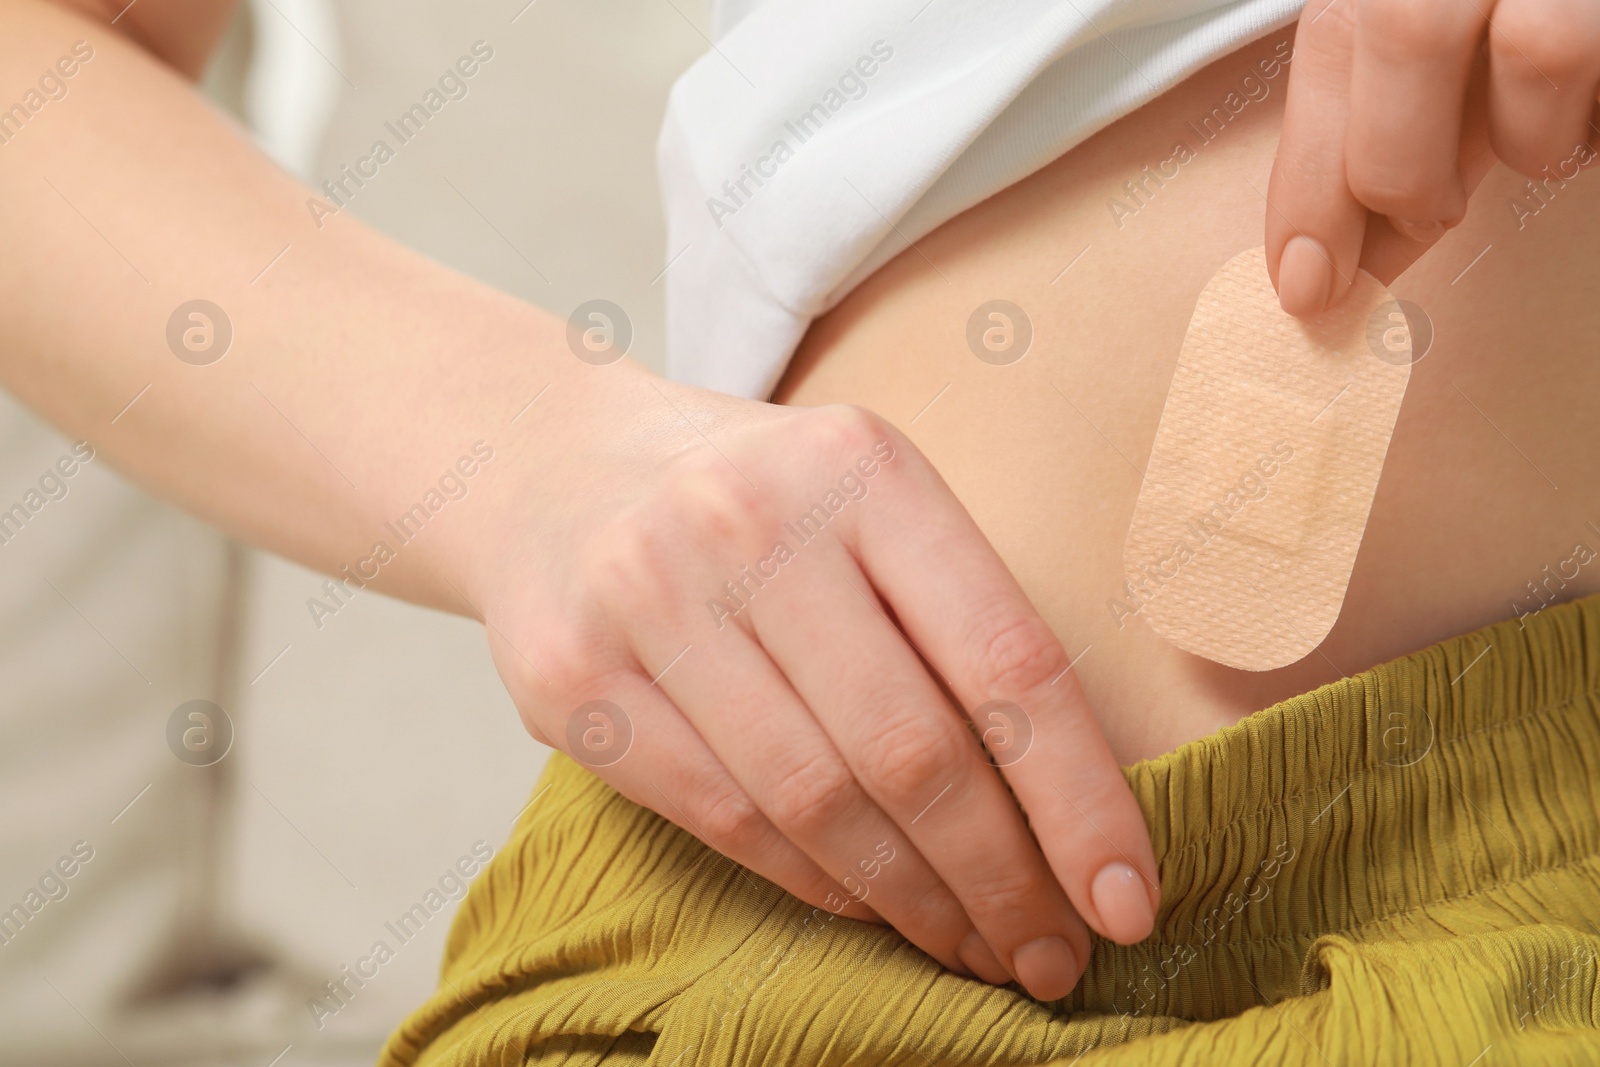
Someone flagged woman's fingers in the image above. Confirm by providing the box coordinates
[1273,0,1597,314]
[537,663,879,925]
[752,542,1091,999]
[635,614,991,980]
[839,415,1161,956]
[1485,0,1600,177]
[1346,0,1484,236]
[491,401,1167,1002]
[1267,1,1370,316]
[1358,55,1500,284]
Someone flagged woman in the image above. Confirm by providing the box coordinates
[3,0,1598,1061]
[381,5,1600,1066]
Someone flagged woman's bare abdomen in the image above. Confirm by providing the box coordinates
[775,28,1600,763]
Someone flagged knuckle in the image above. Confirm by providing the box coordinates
[767,752,858,836]
[803,403,895,461]
[961,868,1043,919]
[1490,126,1568,181]
[968,609,1067,697]
[1358,0,1478,56]
[536,627,621,699]
[1062,774,1141,840]
[1269,150,1335,207]
[668,454,769,549]
[696,785,768,856]
[582,519,674,615]
[891,885,967,943]
[858,715,966,805]
[1490,6,1599,81]
[1345,164,1451,219]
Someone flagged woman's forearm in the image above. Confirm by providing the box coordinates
[0,0,601,614]
[0,0,1174,994]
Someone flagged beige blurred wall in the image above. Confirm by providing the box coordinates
[224,0,709,1060]
[310,0,704,374]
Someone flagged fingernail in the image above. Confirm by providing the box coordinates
[1012,936,1080,1002]
[957,929,1013,986]
[1277,235,1332,318]
[1091,862,1156,944]
[1391,217,1446,244]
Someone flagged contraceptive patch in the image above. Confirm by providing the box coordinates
[1121,246,1411,671]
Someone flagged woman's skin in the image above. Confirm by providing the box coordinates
[0,0,1156,1001]
[1267,0,1600,316]
[3,0,1594,1003]
[780,26,1600,765]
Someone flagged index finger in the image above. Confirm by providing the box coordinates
[1268,16,1499,312]
[1266,9,1370,316]
[838,411,1162,947]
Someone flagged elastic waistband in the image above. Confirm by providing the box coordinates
[1082,594,1600,1020]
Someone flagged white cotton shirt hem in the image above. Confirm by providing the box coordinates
[660,0,1305,400]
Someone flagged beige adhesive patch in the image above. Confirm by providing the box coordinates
[1122,245,1412,671]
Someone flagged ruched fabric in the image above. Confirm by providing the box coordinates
[381,596,1600,1065]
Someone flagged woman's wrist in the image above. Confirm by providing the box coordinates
[416,349,691,625]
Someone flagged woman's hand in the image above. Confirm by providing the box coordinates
[0,0,1156,1001]
[1266,0,1592,313]
[468,367,1161,1000]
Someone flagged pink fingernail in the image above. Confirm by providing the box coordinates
[1278,235,1332,318]
[1012,935,1080,1002]
[1392,217,1446,244]
[1091,862,1156,944]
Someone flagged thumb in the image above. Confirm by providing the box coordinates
[1356,51,1497,287]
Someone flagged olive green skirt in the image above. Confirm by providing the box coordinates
[381,596,1600,1065]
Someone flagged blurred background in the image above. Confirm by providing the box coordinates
[0,1,706,1063]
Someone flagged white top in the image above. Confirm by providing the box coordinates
[658,0,1303,399]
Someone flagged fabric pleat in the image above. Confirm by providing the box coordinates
[380,595,1600,1065]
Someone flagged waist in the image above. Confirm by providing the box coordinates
[383,594,1600,1065]
[774,26,1600,762]
[1104,592,1600,1019]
